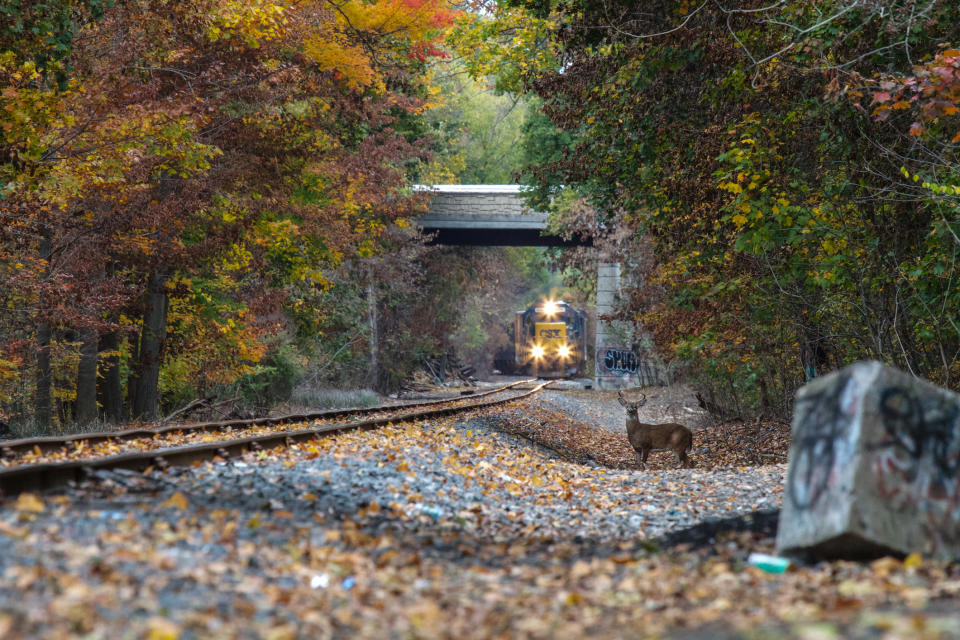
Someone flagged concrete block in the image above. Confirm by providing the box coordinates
[777,361,960,561]
[598,263,621,279]
[596,289,619,309]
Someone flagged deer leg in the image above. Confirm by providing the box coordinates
[641,447,651,469]
[676,449,689,468]
[635,451,645,470]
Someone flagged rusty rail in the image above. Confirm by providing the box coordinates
[0,380,550,495]
[0,380,531,457]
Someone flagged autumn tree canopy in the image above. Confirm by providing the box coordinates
[458,0,960,415]
[1,0,457,429]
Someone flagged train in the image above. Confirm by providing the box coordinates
[511,300,587,378]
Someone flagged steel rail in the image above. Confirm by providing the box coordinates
[0,380,533,458]
[0,381,551,496]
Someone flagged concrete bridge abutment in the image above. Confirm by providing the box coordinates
[594,262,661,390]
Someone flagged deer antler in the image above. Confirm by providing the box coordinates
[618,389,647,408]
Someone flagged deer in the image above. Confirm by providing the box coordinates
[618,389,693,470]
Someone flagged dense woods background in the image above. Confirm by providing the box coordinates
[3,0,959,433]
[0,0,562,433]
[456,0,960,417]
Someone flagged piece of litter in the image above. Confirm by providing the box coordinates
[747,552,791,574]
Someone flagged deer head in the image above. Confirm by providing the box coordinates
[617,389,647,411]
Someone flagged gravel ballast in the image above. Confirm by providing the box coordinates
[0,394,956,639]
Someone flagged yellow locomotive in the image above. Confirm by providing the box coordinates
[513,300,587,378]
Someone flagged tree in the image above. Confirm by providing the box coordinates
[485,0,960,414]
[1,0,455,429]
[426,67,531,183]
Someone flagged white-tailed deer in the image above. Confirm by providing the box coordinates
[618,390,693,469]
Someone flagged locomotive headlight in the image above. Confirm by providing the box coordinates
[558,345,570,358]
[542,300,558,316]
[531,345,545,359]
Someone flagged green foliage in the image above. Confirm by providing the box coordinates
[426,68,531,183]
[447,4,558,94]
[453,308,489,351]
[501,0,960,415]
[230,342,303,409]
[288,386,379,410]
[1,0,114,86]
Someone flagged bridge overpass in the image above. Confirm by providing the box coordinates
[414,184,589,247]
[415,184,652,389]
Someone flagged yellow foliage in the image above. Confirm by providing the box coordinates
[206,0,290,48]
[300,0,452,91]
[161,286,270,399]
[161,492,190,510]
[303,30,381,91]
[721,182,743,194]
[146,617,181,640]
[0,354,22,404]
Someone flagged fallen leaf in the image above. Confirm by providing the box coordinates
[0,520,27,538]
[161,492,188,510]
[14,493,44,513]
[146,617,180,640]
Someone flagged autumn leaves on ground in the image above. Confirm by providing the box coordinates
[494,404,791,471]
[1,393,959,639]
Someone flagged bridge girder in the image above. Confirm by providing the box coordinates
[414,184,591,248]
[421,227,591,247]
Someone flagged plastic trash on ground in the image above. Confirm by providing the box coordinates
[747,552,791,574]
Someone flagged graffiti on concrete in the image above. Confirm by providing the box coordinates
[597,347,639,375]
[873,386,960,550]
[787,373,860,511]
[596,347,662,385]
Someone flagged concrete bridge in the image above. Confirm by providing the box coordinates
[415,185,588,247]
[415,185,656,389]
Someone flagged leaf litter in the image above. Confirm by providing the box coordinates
[492,401,790,471]
[0,395,956,639]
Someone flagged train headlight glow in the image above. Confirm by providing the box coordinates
[558,345,570,358]
[531,345,545,359]
[542,300,558,315]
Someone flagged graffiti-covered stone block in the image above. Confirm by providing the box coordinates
[777,361,960,561]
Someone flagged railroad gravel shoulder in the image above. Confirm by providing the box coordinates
[0,395,956,639]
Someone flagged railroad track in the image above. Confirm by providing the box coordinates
[0,380,550,496]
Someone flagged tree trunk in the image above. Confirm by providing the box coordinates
[35,236,52,431]
[98,330,123,424]
[75,329,99,426]
[367,278,379,389]
[132,273,169,421]
[799,323,831,382]
[127,327,139,418]
[35,322,52,431]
